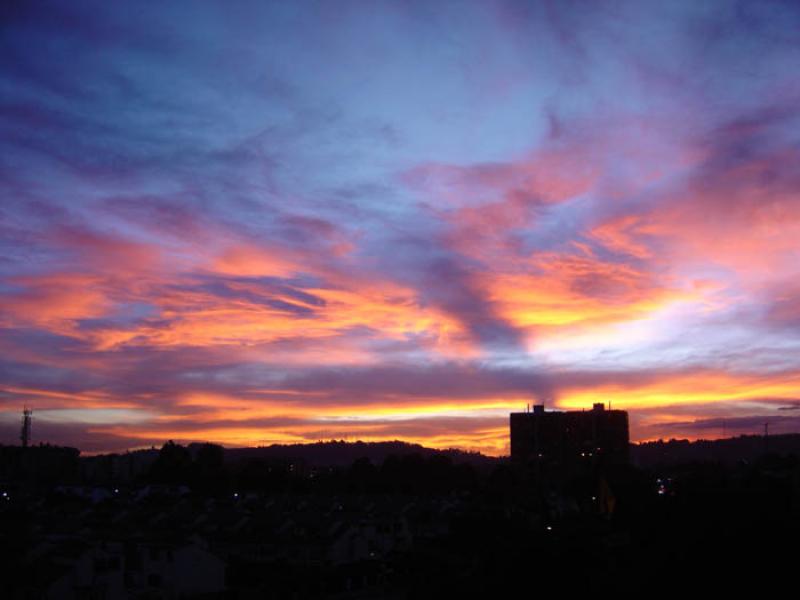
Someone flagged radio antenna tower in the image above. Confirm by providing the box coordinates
[21,407,32,448]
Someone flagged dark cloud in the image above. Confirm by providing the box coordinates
[645,414,800,437]
[376,232,524,351]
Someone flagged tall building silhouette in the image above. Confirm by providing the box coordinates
[510,403,629,465]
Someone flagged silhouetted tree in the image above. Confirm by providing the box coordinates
[148,440,192,484]
[190,443,228,493]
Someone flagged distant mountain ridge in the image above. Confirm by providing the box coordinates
[631,433,800,467]
[191,439,500,468]
[13,434,800,470]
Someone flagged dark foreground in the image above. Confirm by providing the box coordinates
[1,440,799,598]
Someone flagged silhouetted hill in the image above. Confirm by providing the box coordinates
[632,433,800,466]
[213,440,499,468]
[0,444,80,486]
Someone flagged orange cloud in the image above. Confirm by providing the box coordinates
[485,252,687,333]
[210,245,299,278]
[0,273,112,330]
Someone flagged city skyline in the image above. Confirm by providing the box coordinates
[3,1,800,454]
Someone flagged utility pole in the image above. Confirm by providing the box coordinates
[21,407,32,448]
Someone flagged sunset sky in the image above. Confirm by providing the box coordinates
[2,1,800,455]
